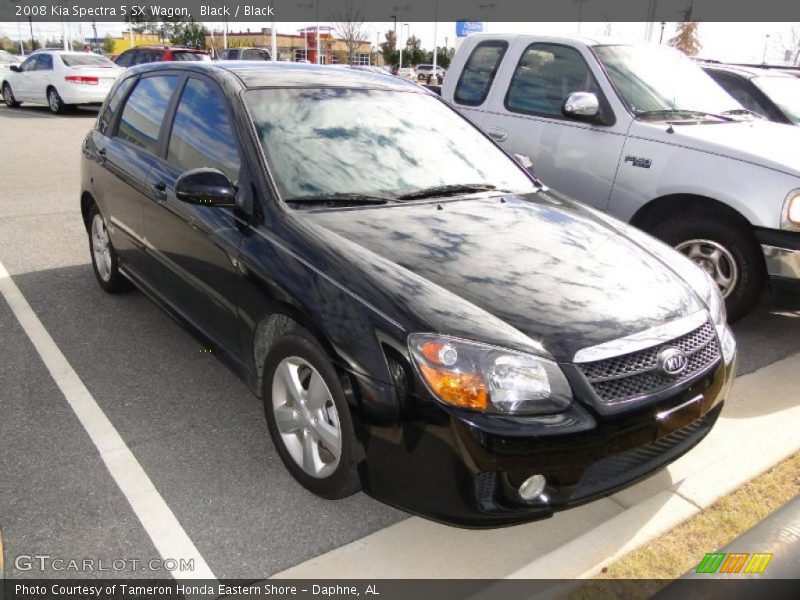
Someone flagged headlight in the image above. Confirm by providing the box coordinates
[408,334,572,414]
[697,272,736,365]
[781,189,800,232]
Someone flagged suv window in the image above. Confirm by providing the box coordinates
[167,77,241,181]
[116,75,179,154]
[98,77,134,136]
[506,43,600,118]
[115,51,132,67]
[171,51,204,61]
[454,41,508,107]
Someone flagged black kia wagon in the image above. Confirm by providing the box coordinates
[80,62,737,527]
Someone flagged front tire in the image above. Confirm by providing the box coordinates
[262,328,361,499]
[651,211,765,322]
[47,86,65,114]
[87,204,132,293]
[2,83,20,107]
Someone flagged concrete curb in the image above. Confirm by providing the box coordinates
[271,352,800,579]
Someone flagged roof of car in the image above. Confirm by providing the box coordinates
[699,62,796,79]
[465,32,633,48]
[126,61,422,91]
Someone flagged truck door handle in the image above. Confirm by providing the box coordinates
[152,181,166,192]
[97,147,107,163]
[486,128,508,142]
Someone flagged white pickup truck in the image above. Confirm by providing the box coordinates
[442,34,800,320]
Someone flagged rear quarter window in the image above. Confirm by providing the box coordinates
[98,77,134,136]
[454,41,508,107]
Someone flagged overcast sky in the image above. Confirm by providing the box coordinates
[0,20,797,64]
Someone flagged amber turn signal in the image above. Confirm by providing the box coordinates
[419,364,488,409]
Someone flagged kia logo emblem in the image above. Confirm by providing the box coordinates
[658,347,688,376]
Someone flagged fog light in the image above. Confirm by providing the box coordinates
[519,474,547,501]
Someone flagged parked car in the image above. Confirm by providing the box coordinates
[217,47,271,61]
[701,63,800,126]
[396,66,416,80]
[416,63,446,83]
[114,46,210,68]
[443,34,800,321]
[0,49,20,74]
[80,61,735,527]
[1,51,121,113]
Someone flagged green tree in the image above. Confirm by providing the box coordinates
[103,34,116,56]
[379,30,396,66]
[668,6,702,56]
[171,22,207,49]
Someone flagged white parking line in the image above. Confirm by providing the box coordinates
[0,260,216,581]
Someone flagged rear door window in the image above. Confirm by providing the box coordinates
[115,75,180,154]
[454,41,508,106]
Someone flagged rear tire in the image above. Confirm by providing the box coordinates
[47,86,66,114]
[650,211,765,322]
[2,83,20,107]
[262,328,361,500]
[87,203,132,293]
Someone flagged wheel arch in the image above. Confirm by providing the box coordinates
[80,191,96,232]
[630,193,754,234]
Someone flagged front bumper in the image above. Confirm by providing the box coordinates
[757,227,800,286]
[349,355,735,528]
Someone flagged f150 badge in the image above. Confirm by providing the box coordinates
[624,155,652,168]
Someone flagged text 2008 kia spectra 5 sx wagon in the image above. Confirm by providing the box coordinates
[80,62,736,527]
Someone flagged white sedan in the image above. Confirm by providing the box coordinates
[1,51,121,114]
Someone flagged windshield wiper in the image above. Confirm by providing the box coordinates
[284,192,394,206]
[396,183,502,200]
[635,109,734,122]
[721,108,765,119]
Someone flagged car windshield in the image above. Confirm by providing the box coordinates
[594,45,741,118]
[0,49,19,63]
[244,88,535,202]
[752,76,800,124]
[60,54,116,67]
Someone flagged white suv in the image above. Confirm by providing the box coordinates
[442,34,800,320]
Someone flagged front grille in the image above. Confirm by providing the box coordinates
[577,320,720,405]
[571,414,712,502]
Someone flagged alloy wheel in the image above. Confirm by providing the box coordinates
[270,356,342,479]
[3,85,13,105]
[48,89,60,113]
[91,213,112,282]
[675,238,739,299]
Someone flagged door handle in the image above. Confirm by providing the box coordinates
[151,180,167,202]
[152,181,166,192]
[96,147,107,163]
[486,128,508,142]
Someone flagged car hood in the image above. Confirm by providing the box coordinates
[299,192,704,362]
[630,119,800,177]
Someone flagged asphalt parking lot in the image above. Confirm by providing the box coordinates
[1,104,799,580]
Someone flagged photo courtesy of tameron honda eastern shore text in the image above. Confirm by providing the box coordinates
[80,61,736,527]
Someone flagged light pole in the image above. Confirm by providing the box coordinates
[659,21,666,44]
[298,3,314,61]
[432,0,439,79]
[572,0,589,35]
[316,0,321,64]
[399,23,409,70]
[762,34,770,64]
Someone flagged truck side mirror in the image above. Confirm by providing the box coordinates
[562,92,600,120]
[513,154,534,171]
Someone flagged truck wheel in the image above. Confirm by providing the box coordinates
[651,211,765,322]
[2,83,20,107]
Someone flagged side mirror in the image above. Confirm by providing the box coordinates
[513,153,534,171]
[562,92,600,120]
[175,168,236,207]
[9,64,20,72]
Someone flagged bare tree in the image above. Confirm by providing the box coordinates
[781,25,800,65]
[331,0,368,65]
[668,5,702,57]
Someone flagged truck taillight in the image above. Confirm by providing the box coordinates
[65,76,99,85]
